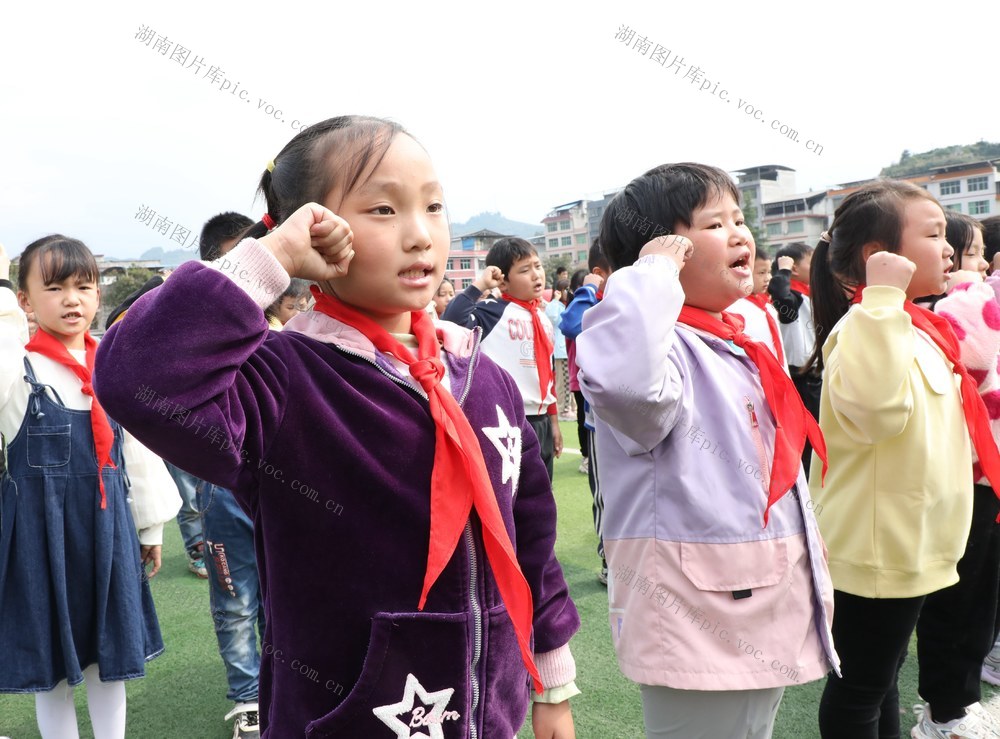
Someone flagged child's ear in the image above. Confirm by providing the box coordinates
[16,290,31,313]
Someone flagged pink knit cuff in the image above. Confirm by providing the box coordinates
[535,643,576,689]
[206,237,290,309]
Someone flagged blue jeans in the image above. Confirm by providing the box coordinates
[165,463,204,557]
[197,482,263,704]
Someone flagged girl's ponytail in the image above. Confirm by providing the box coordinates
[804,235,846,374]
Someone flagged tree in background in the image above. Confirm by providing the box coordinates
[543,254,573,286]
[93,268,157,332]
[742,189,767,250]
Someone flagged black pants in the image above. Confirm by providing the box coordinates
[789,365,822,477]
[526,414,554,482]
[573,390,589,459]
[917,484,1000,722]
[819,591,925,739]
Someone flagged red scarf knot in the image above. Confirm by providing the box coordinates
[309,286,543,692]
[677,306,827,526]
[501,293,554,410]
[410,357,445,394]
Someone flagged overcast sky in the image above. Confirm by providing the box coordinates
[3,0,997,259]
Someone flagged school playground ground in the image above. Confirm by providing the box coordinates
[1,421,998,738]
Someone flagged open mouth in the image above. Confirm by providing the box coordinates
[728,252,752,276]
[399,264,433,287]
[62,311,83,320]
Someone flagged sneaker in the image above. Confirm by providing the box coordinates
[187,552,208,579]
[578,458,589,475]
[911,702,1000,738]
[984,653,1000,687]
[598,563,608,586]
[225,702,260,739]
[967,704,1000,733]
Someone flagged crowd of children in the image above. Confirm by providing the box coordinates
[4,116,1000,739]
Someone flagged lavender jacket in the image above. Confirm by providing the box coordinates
[577,255,838,690]
[93,240,579,738]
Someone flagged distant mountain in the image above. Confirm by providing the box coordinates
[139,246,199,266]
[451,212,543,239]
[880,141,1000,178]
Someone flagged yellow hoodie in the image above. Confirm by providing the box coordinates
[811,285,973,598]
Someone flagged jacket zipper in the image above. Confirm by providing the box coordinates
[459,330,483,739]
[337,330,487,738]
[745,396,771,494]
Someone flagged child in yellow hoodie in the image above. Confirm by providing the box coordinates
[807,180,1000,739]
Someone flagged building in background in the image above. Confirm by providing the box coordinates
[586,190,622,249]
[732,165,799,228]
[760,190,834,250]
[828,159,999,222]
[446,229,511,290]
[541,200,590,266]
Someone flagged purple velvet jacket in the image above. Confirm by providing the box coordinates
[93,248,579,738]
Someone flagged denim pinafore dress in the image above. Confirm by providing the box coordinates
[0,357,163,692]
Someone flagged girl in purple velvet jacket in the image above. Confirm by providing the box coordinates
[93,116,580,739]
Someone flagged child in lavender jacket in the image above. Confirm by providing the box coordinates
[576,163,837,738]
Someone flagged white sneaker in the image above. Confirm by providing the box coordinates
[911,702,1000,739]
[225,702,260,739]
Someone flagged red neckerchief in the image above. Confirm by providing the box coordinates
[501,294,554,406]
[746,294,786,366]
[677,306,827,525]
[852,285,1000,507]
[790,279,811,297]
[309,288,542,691]
[25,328,116,509]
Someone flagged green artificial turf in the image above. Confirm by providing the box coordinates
[1,421,994,737]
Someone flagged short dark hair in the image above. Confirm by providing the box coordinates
[485,237,537,278]
[588,239,611,273]
[774,242,813,264]
[569,268,588,293]
[599,163,740,271]
[755,245,771,261]
[17,234,98,291]
[199,212,254,261]
[981,215,1000,267]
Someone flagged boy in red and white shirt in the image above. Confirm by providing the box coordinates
[443,238,562,479]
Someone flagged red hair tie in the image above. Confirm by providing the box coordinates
[262,213,276,230]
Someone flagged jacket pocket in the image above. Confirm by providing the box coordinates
[680,539,789,592]
[914,334,954,395]
[27,425,72,468]
[306,611,471,739]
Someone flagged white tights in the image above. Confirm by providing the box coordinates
[35,664,126,739]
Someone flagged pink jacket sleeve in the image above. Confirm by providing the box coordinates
[934,275,1000,482]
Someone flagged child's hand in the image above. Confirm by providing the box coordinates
[0,243,9,280]
[992,253,1000,275]
[638,235,693,272]
[550,415,563,458]
[259,203,354,281]
[865,251,915,292]
[532,700,575,739]
[140,545,162,578]
[583,273,604,291]
[474,266,504,292]
[776,256,795,271]
[947,269,985,291]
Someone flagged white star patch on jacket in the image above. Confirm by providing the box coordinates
[482,405,522,497]
[371,673,460,738]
